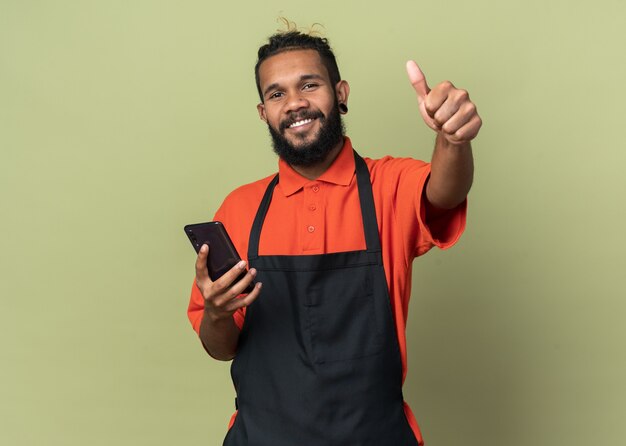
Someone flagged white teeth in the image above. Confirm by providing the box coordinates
[289,118,313,128]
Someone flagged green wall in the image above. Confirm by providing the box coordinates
[2,1,625,444]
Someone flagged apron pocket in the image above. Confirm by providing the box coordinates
[304,272,383,363]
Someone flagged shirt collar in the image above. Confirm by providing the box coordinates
[277,137,355,197]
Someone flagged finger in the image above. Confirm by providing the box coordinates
[455,114,482,141]
[195,244,211,283]
[210,259,248,296]
[406,60,430,100]
[225,283,263,313]
[212,268,258,307]
[424,80,454,118]
[230,268,258,296]
[440,101,476,135]
[447,114,482,144]
[432,96,462,128]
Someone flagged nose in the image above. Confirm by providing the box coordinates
[285,92,309,114]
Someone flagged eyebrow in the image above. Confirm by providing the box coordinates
[263,74,325,98]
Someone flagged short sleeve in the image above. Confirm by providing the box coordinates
[186,279,246,335]
[187,278,205,335]
[368,156,467,262]
[415,171,467,257]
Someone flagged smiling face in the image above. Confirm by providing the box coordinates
[256,49,349,166]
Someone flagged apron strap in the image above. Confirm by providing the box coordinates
[353,150,382,254]
[247,174,279,261]
[247,149,382,259]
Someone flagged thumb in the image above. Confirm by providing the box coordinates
[406,60,430,100]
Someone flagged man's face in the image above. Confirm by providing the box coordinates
[256,49,349,166]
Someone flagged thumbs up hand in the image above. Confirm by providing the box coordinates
[406,60,482,145]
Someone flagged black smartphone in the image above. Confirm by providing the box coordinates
[184,221,255,293]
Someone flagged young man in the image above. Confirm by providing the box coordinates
[188,30,481,446]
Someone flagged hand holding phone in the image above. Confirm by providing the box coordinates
[186,221,261,322]
[185,221,255,292]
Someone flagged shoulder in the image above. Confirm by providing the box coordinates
[364,155,429,176]
[214,173,276,227]
[218,174,276,215]
[362,155,431,194]
[214,173,277,260]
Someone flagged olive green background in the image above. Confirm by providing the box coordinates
[1,1,625,445]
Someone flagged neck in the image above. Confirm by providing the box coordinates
[291,138,345,180]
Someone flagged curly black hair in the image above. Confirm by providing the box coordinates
[254,30,342,102]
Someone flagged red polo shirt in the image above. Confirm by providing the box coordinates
[188,137,466,444]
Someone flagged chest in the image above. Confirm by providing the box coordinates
[259,179,367,255]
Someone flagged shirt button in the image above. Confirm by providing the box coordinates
[312,186,320,193]
[309,204,316,211]
[307,225,315,233]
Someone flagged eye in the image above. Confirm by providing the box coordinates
[268,91,284,100]
[303,83,318,90]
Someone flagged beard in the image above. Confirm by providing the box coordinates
[267,102,345,167]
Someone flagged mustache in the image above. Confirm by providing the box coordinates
[280,110,325,131]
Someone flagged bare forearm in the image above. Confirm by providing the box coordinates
[199,310,240,360]
[426,133,474,209]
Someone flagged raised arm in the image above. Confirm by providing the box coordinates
[406,60,481,210]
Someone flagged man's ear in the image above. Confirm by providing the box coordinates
[257,103,267,123]
[335,80,350,107]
